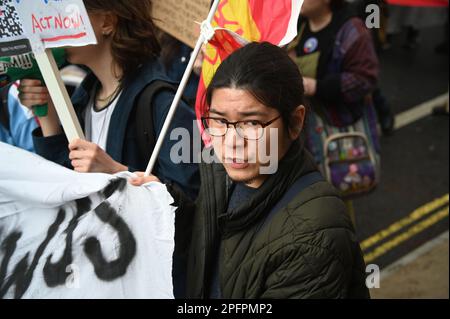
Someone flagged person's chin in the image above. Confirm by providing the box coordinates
[65,54,75,64]
[64,50,78,64]
[224,163,259,184]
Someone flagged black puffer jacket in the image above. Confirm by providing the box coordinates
[183,141,370,299]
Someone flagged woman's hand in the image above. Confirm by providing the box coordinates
[68,139,128,174]
[129,172,161,186]
[18,79,62,136]
[18,79,50,108]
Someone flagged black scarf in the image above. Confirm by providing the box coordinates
[217,140,318,238]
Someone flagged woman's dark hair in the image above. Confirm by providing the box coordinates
[204,42,305,131]
[157,31,182,70]
[83,0,161,76]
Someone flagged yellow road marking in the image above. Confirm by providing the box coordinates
[364,207,449,264]
[361,194,449,251]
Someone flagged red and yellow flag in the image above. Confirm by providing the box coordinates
[195,0,303,141]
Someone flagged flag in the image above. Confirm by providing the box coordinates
[195,0,304,144]
[0,142,176,299]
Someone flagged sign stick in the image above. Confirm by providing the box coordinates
[144,0,220,176]
[34,48,85,142]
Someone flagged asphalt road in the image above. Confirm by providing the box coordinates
[353,25,449,269]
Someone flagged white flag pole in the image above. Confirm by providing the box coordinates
[144,0,220,176]
[34,48,85,141]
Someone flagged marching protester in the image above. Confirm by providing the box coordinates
[288,0,381,224]
[132,42,370,299]
[0,83,38,152]
[346,0,396,135]
[17,0,200,200]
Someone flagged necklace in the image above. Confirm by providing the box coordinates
[95,81,122,110]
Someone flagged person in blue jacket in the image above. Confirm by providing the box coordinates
[18,0,200,200]
[158,32,201,108]
[0,83,38,152]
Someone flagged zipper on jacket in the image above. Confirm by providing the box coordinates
[202,165,215,298]
[201,166,231,298]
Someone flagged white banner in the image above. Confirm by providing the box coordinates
[0,143,176,299]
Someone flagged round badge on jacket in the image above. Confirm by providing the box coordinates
[304,37,319,54]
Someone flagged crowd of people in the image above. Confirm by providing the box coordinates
[0,0,448,299]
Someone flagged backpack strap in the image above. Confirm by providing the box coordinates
[135,78,196,166]
[0,85,11,132]
[258,171,325,232]
[135,80,179,162]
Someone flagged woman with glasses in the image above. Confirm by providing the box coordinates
[132,42,370,299]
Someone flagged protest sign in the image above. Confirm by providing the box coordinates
[0,0,97,141]
[152,0,211,48]
[13,0,96,51]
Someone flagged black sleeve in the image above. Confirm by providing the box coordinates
[32,126,72,169]
[166,182,197,298]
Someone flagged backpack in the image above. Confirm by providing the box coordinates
[135,80,191,162]
[307,108,380,200]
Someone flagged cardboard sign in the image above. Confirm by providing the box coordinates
[13,0,96,52]
[152,0,211,48]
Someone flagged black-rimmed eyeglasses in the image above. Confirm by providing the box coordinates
[201,115,282,140]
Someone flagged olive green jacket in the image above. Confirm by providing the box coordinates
[181,141,369,299]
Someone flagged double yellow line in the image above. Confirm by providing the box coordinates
[361,194,449,264]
